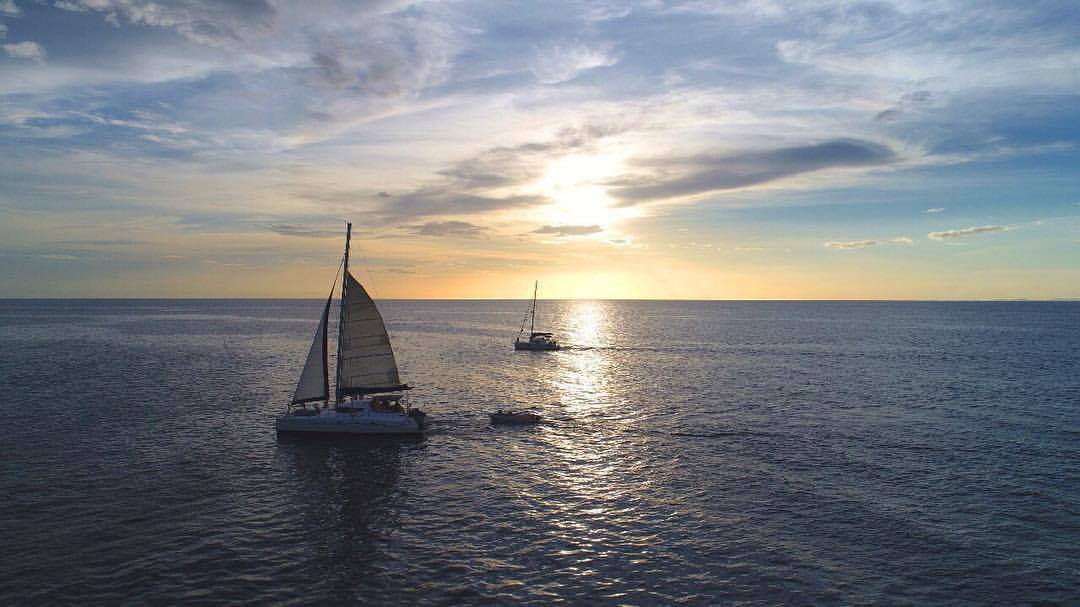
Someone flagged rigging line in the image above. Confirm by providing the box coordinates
[329,255,344,295]
[343,231,385,301]
[518,299,531,336]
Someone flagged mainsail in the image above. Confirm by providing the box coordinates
[336,272,407,397]
[291,293,332,404]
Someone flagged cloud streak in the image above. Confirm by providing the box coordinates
[403,220,487,238]
[268,224,338,238]
[610,139,896,205]
[532,224,603,237]
[928,225,1007,241]
[825,240,876,249]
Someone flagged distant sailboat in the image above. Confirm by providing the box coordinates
[276,222,428,435]
[514,280,559,351]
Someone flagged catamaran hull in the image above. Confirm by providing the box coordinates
[276,419,423,432]
[515,341,559,351]
[276,416,426,435]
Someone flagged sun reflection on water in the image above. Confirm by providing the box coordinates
[554,301,615,414]
[526,300,653,580]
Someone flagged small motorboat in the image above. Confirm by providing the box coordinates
[490,409,541,425]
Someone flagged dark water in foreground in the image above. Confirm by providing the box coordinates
[0,300,1077,605]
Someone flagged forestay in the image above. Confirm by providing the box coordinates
[291,294,332,404]
[337,272,406,395]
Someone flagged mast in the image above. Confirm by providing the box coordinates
[530,280,538,336]
[335,221,352,404]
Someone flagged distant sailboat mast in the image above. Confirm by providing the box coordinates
[530,280,538,336]
[335,221,352,404]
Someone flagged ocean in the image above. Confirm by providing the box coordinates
[0,299,1077,605]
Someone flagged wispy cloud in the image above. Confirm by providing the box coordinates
[436,123,630,190]
[928,225,1007,241]
[923,207,945,214]
[376,189,548,222]
[58,239,142,246]
[3,41,45,62]
[268,224,338,238]
[825,240,876,249]
[531,42,618,84]
[874,90,934,122]
[533,224,603,237]
[403,220,487,238]
[827,236,911,249]
[53,0,277,47]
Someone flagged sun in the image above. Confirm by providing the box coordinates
[538,153,626,228]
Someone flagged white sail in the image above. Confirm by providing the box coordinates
[292,295,331,404]
[337,272,405,395]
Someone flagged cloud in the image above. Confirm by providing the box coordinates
[437,122,630,189]
[402,220,487,238]
[59,239,142,246]
[928,225,1007,240]
[532,224,603,237]
[825,240,876,249]
[826,236,912,249]
[873,109,901,122]
[303,15,460,100]
[268,224,338,238]
[3,41,45,62]
[377,188,548,221]
[0,0,20,17]
[875,90,934,122]
[610,139,896,205]
[924,207,945,214]
[311,52,355,89]
[53,0,277,47]
[531,42,618,84]
[340,123,626,223]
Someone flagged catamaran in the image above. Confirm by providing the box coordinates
[514,280,559,351]
[276,222,428,435]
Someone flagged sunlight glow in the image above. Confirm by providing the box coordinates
[538,153,628,228]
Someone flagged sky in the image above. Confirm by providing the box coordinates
[1,0,1078,299]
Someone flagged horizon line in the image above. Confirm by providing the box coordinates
[1,297,1077,303]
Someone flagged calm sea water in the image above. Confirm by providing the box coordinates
[0,299,1077,605]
